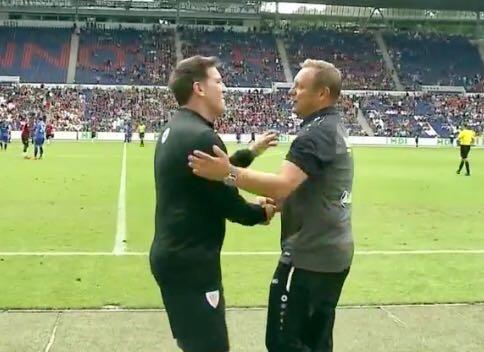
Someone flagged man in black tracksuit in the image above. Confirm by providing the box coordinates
[150,56,277,352]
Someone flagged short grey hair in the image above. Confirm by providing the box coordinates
[300,59,342,100]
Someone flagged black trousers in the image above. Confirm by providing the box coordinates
[160,284,229,352]
[460,145,471,159]
[266,262,349,352]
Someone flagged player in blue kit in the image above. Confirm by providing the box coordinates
[124,122,132,143]
[0,120,9,151]
[33,117,46,159]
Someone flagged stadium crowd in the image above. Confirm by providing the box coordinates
[84,87,177,132]
[0,85,85,131]
[284,27,395,91]
[3,85,481,138]
[385,30,484,92]
[1,24,483,94]
[360,93,483,137]
[0,86,366,135]
[76,26,176,85]
[180,27,286,87]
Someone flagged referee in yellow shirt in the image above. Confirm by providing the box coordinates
[456,124,476,176]
[138,121,146,147]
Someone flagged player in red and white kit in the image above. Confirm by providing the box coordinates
[20,117,30,158]
[46,121,54,144]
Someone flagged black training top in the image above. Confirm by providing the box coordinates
[150,107,267,288]
[281,106,355,273]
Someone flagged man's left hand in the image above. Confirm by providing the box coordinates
[257,196,283,212]
[249,131,278,156]
[189,145,231,181]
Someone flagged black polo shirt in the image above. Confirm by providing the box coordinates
[281,105,354,273]
[150,107,267,288]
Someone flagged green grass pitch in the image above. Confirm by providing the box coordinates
[0,141,483,309]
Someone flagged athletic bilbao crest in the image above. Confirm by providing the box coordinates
[205,290,220,309]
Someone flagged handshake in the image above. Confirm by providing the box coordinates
[257,197,281,225]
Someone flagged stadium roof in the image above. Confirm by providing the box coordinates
[272,0,484,12]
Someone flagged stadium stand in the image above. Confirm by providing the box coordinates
[1,25,483,95]
[180,27,286,87]
[0,27,70,83]
[0,85,84,131]
[84,87,177,132]
[360,93,483,137]
[284,27,395,91]
[2,83,482,137]
[0,23,483,138]
[75,27,176,85]
[0,85,366,135]
[385,31,484,92]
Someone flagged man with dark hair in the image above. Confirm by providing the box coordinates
[150,55,278,352]
[189,59,354,352]
[456,124,476,176]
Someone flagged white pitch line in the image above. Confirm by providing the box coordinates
[3,302,484,314]
[55,155,120,159]
[113,143,127,255]
[379,306,408,328]
[43,312,61,352]
[0,252,125,256]
[1,249,484,257]
[221,250,484,255]
[354,249,484,255]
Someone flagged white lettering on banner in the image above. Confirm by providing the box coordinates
[79,132,90,140]
[421,85,466,93]
[386,137,408,145]
[278,134,290,143]
[437,138,453,146]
